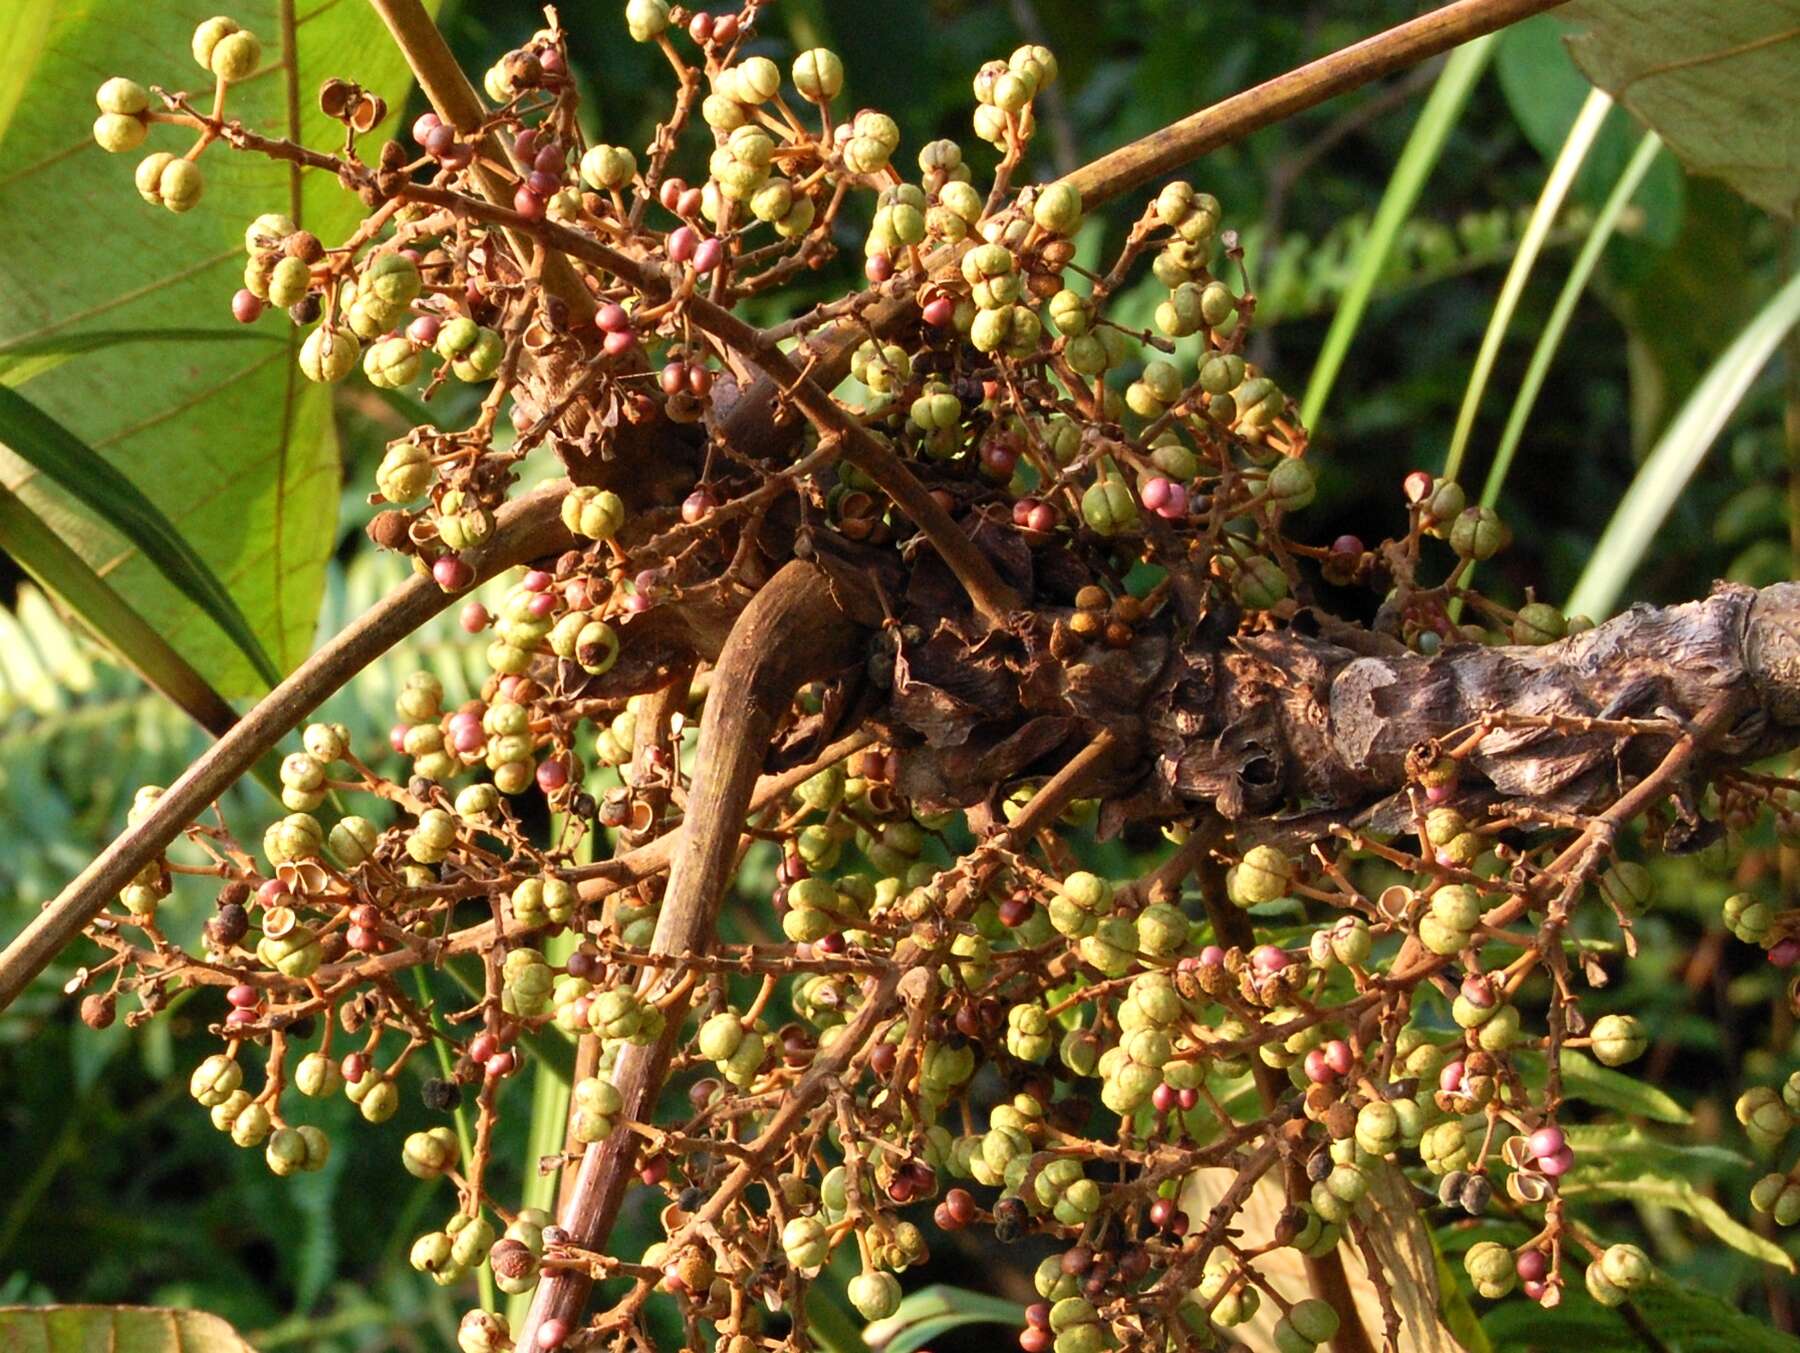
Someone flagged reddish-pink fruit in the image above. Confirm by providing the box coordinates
[413,112,442,144]
[459,601,491,633]
[522,568,552,592]
[526,591,557,619]
[1303,1048,1335,1084]
[1537,1145,1575,1177]
[485,1049,518,1078]
[389,723,410,753]
[598,302,630,333]
[659,178,686,211]
[422,123,456,158]
[232,289,265,323]
[1527,1126,1565,1160]
[1439,1059,1467,1093]
[513,185,546,220]
[341,1051,369,1084]
[922,295,955,326]
[682,490,715,523]
[676,186,704,218]
[256,878,292,907]
[713,14,739,42]
[526,169,559,197]
[1771,938,1800,966]
[1250,944,1289,974]
[536,1317,571,1349]
[667,226,697,263]
[536,758,570,793]
[433,555,474,592]
[1200,945,1226,967]
[1403,470,1433,503]
[687,12,713,41]
[533,144,565,174]
[1324,1039,1355,1076]
[693,236,725,274]
[602,328,635,356]
[1515,1249,1548,1282]
[227,984,260,1008]
[865,252,894,283]
[406,314,441,346]
[511,128,539,162]
[1152,1082,1178,1112]
[1178,1087,1199,1110]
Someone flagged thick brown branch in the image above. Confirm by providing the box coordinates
[520,561,865,1349]
[1064,0,1571,205]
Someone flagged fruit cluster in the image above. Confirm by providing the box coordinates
[70,6,1800,1353]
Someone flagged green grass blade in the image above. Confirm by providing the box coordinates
[1299,38,1496,430]
[1480,133,1666,510]
[508,926,576,1332]
[413,967,497,1315]
[1567,267,1800,619]
[0,483,238,736]
[1443,88,1613,483]
[0,385,283,689]
[0,327,282,388]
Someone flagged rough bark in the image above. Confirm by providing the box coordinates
[887,580,1800,847]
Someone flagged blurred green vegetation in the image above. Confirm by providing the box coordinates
[1,1,1796,1349]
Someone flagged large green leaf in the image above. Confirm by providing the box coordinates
[0,1,429,694]
[1516,1047,1694,1124]
[1481,1276,1800,1352]
[1559,1173,1794,1271]
[0,1305,257,1352]
[1563,0,1800,221]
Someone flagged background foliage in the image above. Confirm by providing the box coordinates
[0,1,1796,1349]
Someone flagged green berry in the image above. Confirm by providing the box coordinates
[209,29,261,82]
[625,0,670,42]
[298,326,359,383]
[1588,1013,1647,1066]
[191,16,242,70]
[93,112,147,154]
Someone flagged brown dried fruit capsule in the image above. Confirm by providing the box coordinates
[1074,584,1109,610]
[218,880,251,907]
[285,230,324,263]
[1103,620,1134,649]
[80,992,117,1028]
[1323,1100,1357,1140]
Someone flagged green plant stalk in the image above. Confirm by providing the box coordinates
[1299,37,1496,429]
[1443,86,1613,483]
[412,966,496,1314]
[1568,267,1800,619]
[1480,132,1665,511]
[509,925,576,1332]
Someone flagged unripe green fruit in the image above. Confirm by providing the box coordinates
[210,29,261,81]
[1588,1013,1648,1066]
[93,113,147,153]
[265,1125,309,1176]
[376,443,433,502]
[561,485,626,541]
[1420,914,1469,957]
[1266,457,1315,511]
[1512,601,1566,645]
[1080,479,1137,536]
[191,16,241,69]
[363,336,420,389]
[1599,1243,1652,1290]
[1465,1240,1514,1288]
[190,1053,243,1106]
[1233,554,1288,609]
[451,327,504,381]
[1229,844,1291,906]
[782,1214,829,1270]
[1033,181,1082,235]
[1597,860,1653,915]
[299,326,359,383]
[625,0,670,42]
[697,1012,746,1062]
[1449,505,1507,560]
[136,153,203,212]
[328,815,379,865]
[229,1101,273,1148]
[434,316,480,359]
[1430,884,1482,932]
[359,1077,399,1123]
[580,144,637,191]
[295,1051,342,1098]
[403,1126,460,1179]
[96,77,150,116]
[791,47,844,100]
[848,1271,901,1320]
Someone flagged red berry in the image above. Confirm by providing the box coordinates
[668,226,697,263]
[922,295,955,326]
[687,12,713,41]
[659,178,686,212]
[865,252,893,283]
[712,14,739,42]
[423,123,457,158]
[468,1032,498,1064]
[232,289,265,323]
[526,169,560,197]
[460,601,491,633]
[598,302,630,333]
[1515,1249,1548,1282]
[693,237,725,274]
[513,185,546,220]
[413,112,442,144]
[227,984,260,1008]
[433,554,474,592]
[682,490,715,523]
